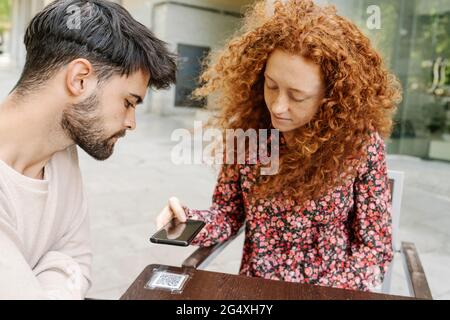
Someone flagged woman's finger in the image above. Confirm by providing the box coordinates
[156,205,173,230]
[168,197,187,222]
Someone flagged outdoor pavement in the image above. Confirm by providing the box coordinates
[1,60,449,300]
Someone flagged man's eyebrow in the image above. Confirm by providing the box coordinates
[264,73,309,95]
[129,93,143,104]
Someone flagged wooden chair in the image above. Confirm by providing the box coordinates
[182,170,433,299]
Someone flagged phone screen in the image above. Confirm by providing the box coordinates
[150,219,206,247]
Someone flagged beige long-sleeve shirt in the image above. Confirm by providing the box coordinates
[0,146,92,300]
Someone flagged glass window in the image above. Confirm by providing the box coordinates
[344,0,450,160]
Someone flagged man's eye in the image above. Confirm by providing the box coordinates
[125,100,135,109]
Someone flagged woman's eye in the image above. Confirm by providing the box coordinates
[290,94,307,103]
[265,82,278,90]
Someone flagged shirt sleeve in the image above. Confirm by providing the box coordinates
[318,132,394,291]
[185,164,246,247]
[33,196,92,300]
[0,147,91,300]
[0,204,48,300]
[0,194,90,300]
[33,251,89,300]
[33,147,92,299]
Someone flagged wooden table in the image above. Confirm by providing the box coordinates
[121,264,414,300]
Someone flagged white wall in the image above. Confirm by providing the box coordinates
[121,0,153,28]
[122,0,245,29]
[141,1,241,115]
[9,0,46,68]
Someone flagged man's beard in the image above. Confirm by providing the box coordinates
[61,93,126,161]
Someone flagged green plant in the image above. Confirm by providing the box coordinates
[0,0,11,34]
[350,0,399,69]
[445,123,450,134]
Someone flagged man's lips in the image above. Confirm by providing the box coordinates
[110,131,127,141]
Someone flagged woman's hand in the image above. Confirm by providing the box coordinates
[156,197,187,230]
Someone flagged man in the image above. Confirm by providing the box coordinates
[0,0,176,299]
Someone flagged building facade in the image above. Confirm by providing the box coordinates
[2,0,450,161]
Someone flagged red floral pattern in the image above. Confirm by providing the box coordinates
[185,132,393,291]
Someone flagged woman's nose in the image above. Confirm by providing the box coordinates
[271,95,289,115]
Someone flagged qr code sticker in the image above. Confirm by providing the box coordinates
[146,271,189,291]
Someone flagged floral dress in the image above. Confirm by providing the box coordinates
[185,131,393,291]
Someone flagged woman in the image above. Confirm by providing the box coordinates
[157,0,402,291]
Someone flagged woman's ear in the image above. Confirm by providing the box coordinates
[66,58,94,97]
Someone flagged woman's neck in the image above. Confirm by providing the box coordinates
[282,131,295,147]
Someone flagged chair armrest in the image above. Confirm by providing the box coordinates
[401,242,433,300]
[182,227,245,269]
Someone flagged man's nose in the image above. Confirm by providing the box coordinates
[124,109,136,131]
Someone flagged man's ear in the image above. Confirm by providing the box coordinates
[65,58,95,97]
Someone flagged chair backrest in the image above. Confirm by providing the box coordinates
[387,170,405,253]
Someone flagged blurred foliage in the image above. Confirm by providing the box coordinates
[412,10,450,88]
[0,0,11,33]
[352,0,401,69]
[351,0,449,82]
[348,0,450,139]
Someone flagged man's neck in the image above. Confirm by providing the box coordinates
[0,94,73,180]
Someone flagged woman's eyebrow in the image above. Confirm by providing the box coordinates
[289,87,308,94]
[264,73,273,80]
[265,73,309,95]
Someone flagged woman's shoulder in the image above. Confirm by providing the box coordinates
[354,131,388,177]
[366,131,387,156]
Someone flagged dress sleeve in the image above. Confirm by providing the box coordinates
[319,132,394,291]
[185,164,246,247]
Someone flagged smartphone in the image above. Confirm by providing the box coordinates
[150,218,206,247]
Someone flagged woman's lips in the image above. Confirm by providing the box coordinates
[273,115,292,121]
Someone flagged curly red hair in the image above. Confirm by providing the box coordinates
[194,0,402,201]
